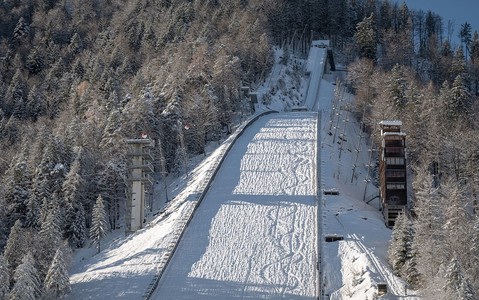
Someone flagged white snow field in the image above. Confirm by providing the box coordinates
[68,42,420,300]
[153,113,319,300]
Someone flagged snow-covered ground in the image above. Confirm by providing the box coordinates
[316,77,419,299]
[68,43,420,299]
[153,113,318,299]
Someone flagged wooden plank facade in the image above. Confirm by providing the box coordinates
[379,121,408,227]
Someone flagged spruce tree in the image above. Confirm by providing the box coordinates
[443,257,477,300]
[441,179,471,265]
[387,64,408,109]
[3,220,26,277]
[62,153,86,248]
[354,13,376,60]
[98,162,126,230]
[388,212,411,276]
[9,252,41,300]
[457,278,478,300]
[0,254,10,299]
[468,215,479,283]
[404,241,420,287]
[44,246,71,299]
[3,149,31,228]
[411,165,445,280]
[459,22,472,62]
[69,204,87,248]
[26,85,46,122]
[0,197,8,250]
[90,195,109,253]
[38,201,63,276]
[449,75,472,119]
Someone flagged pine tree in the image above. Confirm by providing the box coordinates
[459,22,472,62]
[354,13,376,60]
[3,220,27,277]
[438,80,453,124]
[388,212,411,276]
[386,64,408,109]
[0,254,10,299]
[451,48,466,80]
[404,241,420,287]
[44,246,71,299]
[9,253,41,300]
[11,17,30,44]
[26,85,46,122]
[4,69,27,117]
[448,75,472,120]
[99,107,124,158]
[62,153,87,247]
[443,256,464,298]
[470,31,479,95]
[441,179,471,263]
[38,200,64,276]
[457,278,478,300]
[0,197,8,251]
[411,165,445,280]
[69,204,87,249]
[3,150,31,229]
[98,161,126,230]
[467,215,479,283]
[90,195,109,253]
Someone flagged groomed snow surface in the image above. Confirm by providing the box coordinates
[153,113,319,299]
[69,44,420,300]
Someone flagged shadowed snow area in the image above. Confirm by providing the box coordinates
[153,113,318,299]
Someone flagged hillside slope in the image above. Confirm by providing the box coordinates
[69,45,419,299]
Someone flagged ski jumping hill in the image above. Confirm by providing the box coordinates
[69,42,419,300]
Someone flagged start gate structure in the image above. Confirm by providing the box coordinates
[126,138,154,234]
[379,121,408,227]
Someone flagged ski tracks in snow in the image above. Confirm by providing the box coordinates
[154,113,318,299]
[262,202,302,296]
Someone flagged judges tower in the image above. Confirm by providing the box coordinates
[379,121,408,227]
[126,137,154,233]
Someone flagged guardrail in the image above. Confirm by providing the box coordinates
[143,110,278,299]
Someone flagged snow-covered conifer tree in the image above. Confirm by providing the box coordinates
[38,201,63,276]
[68,204,87,249]
[386,64,408,109]
[354,13,376,60]
[9,252,41,300]
[4,220,26,275]
[0,196,8,250]
[62,153,87,248]
[90,195,109,253]
[404,243,420,287]
[411,165,444,279]
[441,179,471,267]
[0,254,10,299]
[443,257,477,300]
[457,277,478,300]
[44,246,71,299]
[388,212,411,276]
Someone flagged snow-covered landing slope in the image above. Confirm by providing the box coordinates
[153,113,319,300]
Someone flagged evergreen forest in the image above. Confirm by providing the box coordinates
[0,0,478,298]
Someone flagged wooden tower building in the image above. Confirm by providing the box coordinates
[379,121,408,227]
